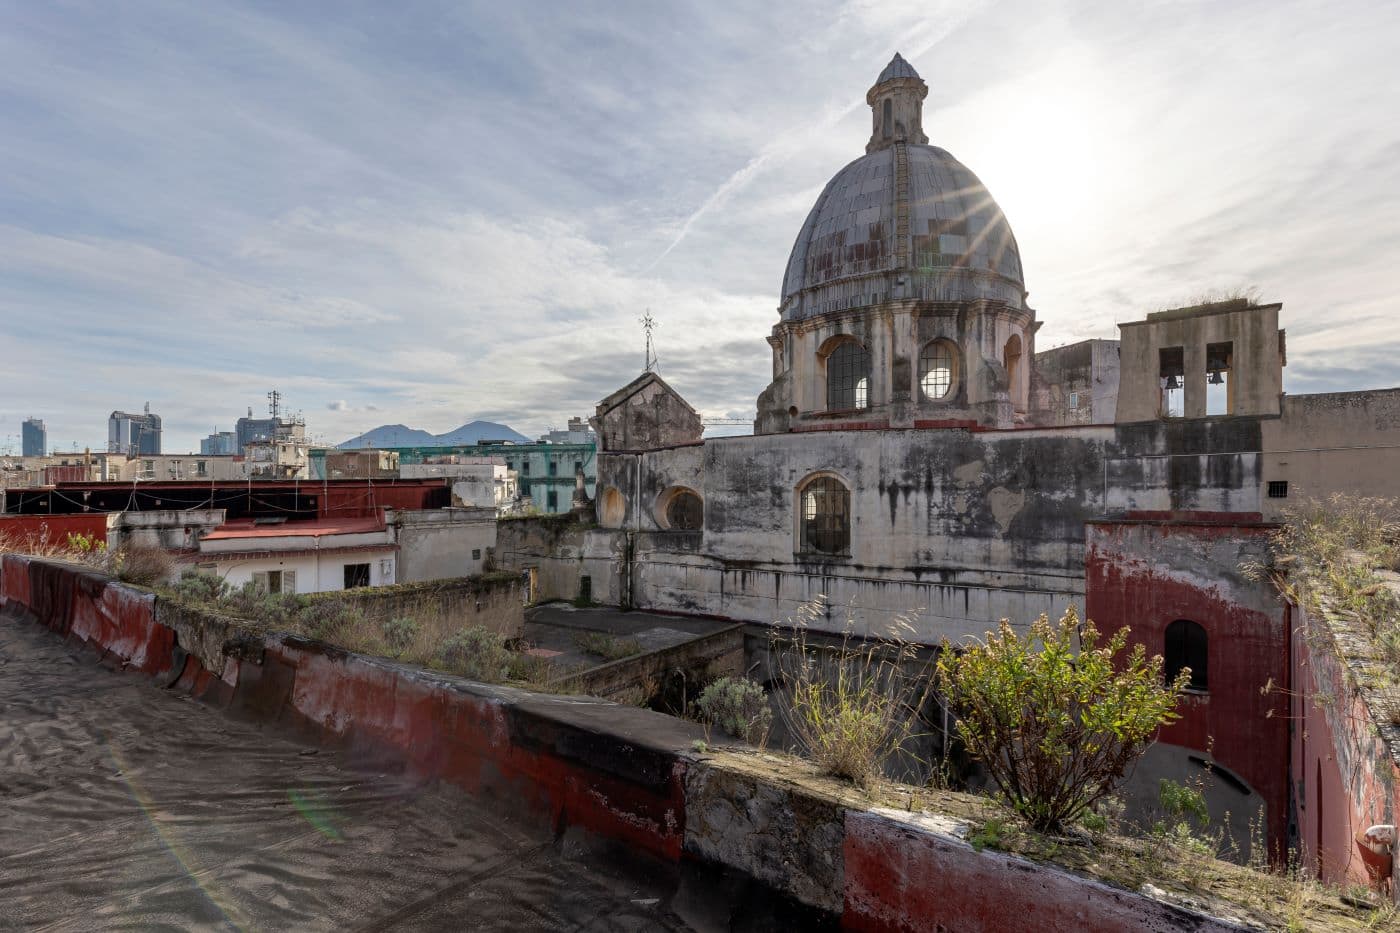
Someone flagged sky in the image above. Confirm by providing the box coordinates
[2,0,1397,454]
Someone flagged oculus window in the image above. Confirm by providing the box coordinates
[665,490,704,531]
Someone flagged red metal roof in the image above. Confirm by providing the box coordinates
[202,516,385,541]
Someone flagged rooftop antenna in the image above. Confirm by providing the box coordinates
[268,390,282,419]
[641,309,658,373]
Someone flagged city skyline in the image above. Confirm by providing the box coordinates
[2,0,1397,453]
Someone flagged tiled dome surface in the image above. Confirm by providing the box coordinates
[779,145,1025,321]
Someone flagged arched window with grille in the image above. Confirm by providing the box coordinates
[826,340,870,411]
[919,339,958,400]
[798,475,851,555]
[1164,619,1208,691]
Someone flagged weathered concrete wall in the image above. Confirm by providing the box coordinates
[393,507,496,582]
[494,517,623,606]
[1032,338,1120,426]
[550,624,743,699]
[595,445,707,533]
[1291,593,1400,896]
[597,420,1264,638]
[1260,388,1400,520]
[114,508,225,550]
[1086,520,1287,857]
[0,554,1269,930]
[841,807,1252,932]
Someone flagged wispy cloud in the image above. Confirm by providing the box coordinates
[0,0,1395,453]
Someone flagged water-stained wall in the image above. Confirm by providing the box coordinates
[594,418,1263,637]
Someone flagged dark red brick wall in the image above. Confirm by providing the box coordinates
[1085,520,1289,856]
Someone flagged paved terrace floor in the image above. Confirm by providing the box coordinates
[0,616,693,932]
[522,605,735,672]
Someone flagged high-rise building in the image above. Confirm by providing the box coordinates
[21,417,46,457]
[235,393,305,456]
[235,413,277,455]
[108,406,161,455]
[200,431,238,455]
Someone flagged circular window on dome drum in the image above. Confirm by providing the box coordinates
[919,340,957,400]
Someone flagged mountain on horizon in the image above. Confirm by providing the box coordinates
[337,419,531,449]
[432,420,531,445]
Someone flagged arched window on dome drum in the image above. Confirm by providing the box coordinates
[919,341,956,400]
[882,98,892,139]
[799,476,850,555]
[1003,333,1024,412]
[827,341,870,411]
[1164,619,1208,691]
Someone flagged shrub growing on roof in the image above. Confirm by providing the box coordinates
[937,606,1187,834]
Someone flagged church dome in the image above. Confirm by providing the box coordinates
[779,56,1026,322]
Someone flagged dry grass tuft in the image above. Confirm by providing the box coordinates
[1251,495,1400,674]
[159,574,559,688]
[769,596,935,786]
[574,631,642,661]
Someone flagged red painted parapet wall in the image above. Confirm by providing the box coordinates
[842,810,1248,932]
[2,554,1260,930]
[0,514,112,550]
[1291,600,1400,896]
[1085,519,1289,858]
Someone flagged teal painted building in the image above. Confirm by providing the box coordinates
[310,442,596,514]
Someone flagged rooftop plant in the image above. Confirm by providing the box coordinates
[696,675,772,746]
[937,606,1187,834]
[770,596,937,787]
[1252,494,1400,672]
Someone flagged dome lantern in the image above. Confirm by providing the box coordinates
[866,53,928,153]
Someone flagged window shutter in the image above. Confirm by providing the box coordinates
[251,571,269,593]
[282,570,297,594]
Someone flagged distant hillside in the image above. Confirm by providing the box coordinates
[337,420,530,449]
[337,425,438,449]
[432,420,531,445]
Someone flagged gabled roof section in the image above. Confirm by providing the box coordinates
[595,371,698,418]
